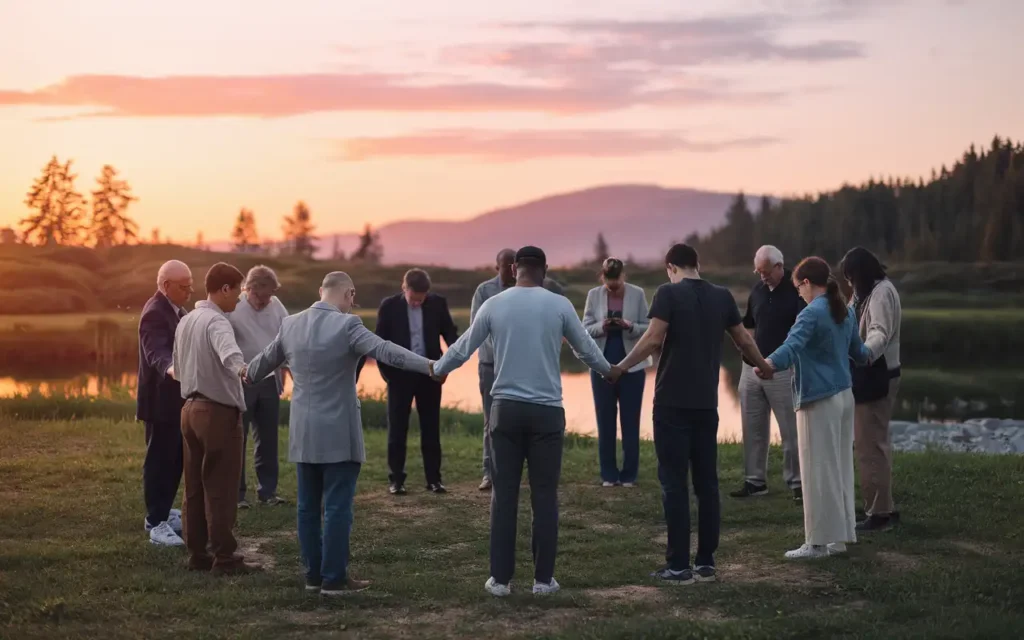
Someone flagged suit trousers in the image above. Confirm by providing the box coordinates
[143,419,183,527]
[739,364,801,489]
[479,362,496,478]
[239,376,281,501]
[386,374,443,486]
[181,398,244,570]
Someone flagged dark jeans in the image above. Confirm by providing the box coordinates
[143,419,183,527]
[479,362,495,477]
[297,461,361,585]
[590,369,645,484]
[653,404,720,570]
[386,375,443,485]
[489,399,565,585]
[240,376,281,501]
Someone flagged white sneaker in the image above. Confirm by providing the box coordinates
[167,509,183,534]
[621,482,635,488]
[485,577,511,597]
[785,544,828,559]
[149,521,185,546]
[533,578,560,595]
[826,542,847,555]
[601,481,617,488]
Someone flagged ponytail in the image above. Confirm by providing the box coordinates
[825,276,847,324]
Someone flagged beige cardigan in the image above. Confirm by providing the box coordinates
[856,278,901,370]
[581,282,653,373]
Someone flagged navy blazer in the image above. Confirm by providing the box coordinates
[369,293,458,385]
[136,291,185,424]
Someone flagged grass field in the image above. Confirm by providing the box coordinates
[2,411,1023,639]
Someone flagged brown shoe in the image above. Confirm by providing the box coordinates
[321,578,370,596]
[187,556,214,572]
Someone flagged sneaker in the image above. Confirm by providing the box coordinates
[793,488,803,504]
[601,481,619,488]
[621,482,636,488]
[826,543,847,556]
[305,577,322,592]
[485,577,511,597]
[258,495,288,506]
[426,483,447,494]
[856,514,894,532]
[321,578,370,596]
[167,510,183,534]
[729,482,768,498]
[650,567,695,584]
[478,476,492,491]
[785,544,828,559]
[237,499,251,509]
[149,521,185,546]
[389,483,406,495]
[694,565,717,582]
[533,578,560,595]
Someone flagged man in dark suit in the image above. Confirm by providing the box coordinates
[136,259,193,546]
[374,268,458,495]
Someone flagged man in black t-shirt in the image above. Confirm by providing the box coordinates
[731,245,806,504]
[612,244,771,584]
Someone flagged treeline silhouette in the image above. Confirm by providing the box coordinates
[687,135,1024,265]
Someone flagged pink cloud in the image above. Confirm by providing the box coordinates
[337,129,779,161]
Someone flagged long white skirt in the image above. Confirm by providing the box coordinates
[796,389,857,546]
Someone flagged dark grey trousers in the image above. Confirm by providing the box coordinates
[239,376,280,501]
[489,398,566,585]
[479,362,495,478]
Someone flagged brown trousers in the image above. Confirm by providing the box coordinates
[181,398,244,570]
[854,377,901,516]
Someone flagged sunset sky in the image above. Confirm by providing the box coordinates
[1,0,1021,242]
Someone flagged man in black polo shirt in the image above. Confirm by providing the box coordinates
[730,245,805,504]
[613,244,772,585]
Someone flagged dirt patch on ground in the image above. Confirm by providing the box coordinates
[719,553,831,588]
[666,605,731,622]
[949,541,1001,557]
[585,585,667,604]
[875,551,922,571]
[419,542,473,559]
[237,536,277,571]
[359,494,440,519]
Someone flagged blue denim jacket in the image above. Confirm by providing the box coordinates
[767,295,871,410]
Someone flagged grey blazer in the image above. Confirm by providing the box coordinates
[246,301,431,464]
[581,282,653,373]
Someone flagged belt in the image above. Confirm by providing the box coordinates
[186,392,236,410]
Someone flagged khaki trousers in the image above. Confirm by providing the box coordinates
[854,378,901,516]
[796,389,857,546]
[181,398,244,570]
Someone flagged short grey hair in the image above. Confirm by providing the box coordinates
[244,265,279,289]
[321,271,354,291]
[156,260,190,291]
[755,245,784,267]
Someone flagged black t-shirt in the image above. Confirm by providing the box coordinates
[648,278,743,409]
[741,271,805,366]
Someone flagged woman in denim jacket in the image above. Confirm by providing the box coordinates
[756,257,871,559]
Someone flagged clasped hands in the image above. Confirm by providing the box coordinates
[753,358,775,380]
[428,361,447,384]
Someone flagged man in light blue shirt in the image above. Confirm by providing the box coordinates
[433,246,622,598]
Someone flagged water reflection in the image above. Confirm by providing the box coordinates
[0,354,777,444]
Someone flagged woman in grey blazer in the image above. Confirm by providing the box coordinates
[582,258,652,487]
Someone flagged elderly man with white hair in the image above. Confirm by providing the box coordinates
[136,259,193,546]
[730,245,806,504]
[228,265,290,508]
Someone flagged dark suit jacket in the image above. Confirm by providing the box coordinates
[136,291,185,424]
[369,293,458,385]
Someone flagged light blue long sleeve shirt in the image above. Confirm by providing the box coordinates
[434,286,611,407]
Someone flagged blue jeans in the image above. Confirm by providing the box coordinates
[653,405,720,570]
[296,461,361,585]
[590,369,645,483]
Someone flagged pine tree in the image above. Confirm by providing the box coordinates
[351,224,383,263]
[20,156,85,246]
[231,208,258,252]
[89,165,138,247]
[593,232,610,264]
[282,201,317,258]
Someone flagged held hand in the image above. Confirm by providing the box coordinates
[604,364,623,384]
[238,365,251,385]
[166,365,175,380]
[754,358,775,380]
[428,361,448,384]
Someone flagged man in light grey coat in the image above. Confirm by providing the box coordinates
[245,271,438,596]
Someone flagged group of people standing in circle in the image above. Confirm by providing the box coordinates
[583,245,902,563]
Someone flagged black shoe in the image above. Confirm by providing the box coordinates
[259,495,288,506]
[856,514,894,532]
[650,566,695,584]
[427,482,447,494]
[729,482,768,498]
[694,566,716,582]
[793,488,803,504]
[389,483,406,495]
[856,508,867,521]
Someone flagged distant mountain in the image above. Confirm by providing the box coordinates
[212,185,747,268]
